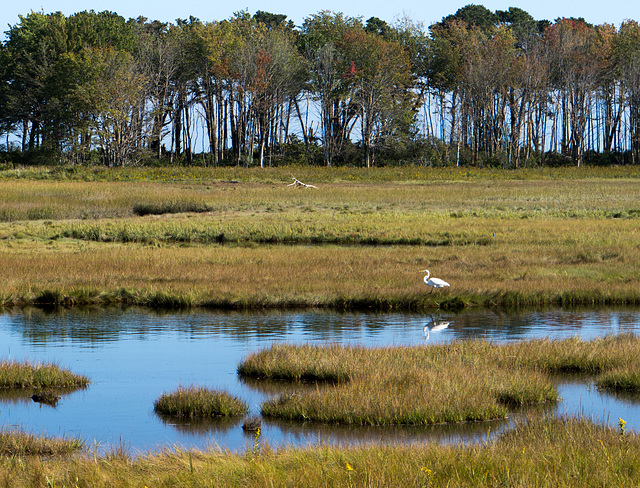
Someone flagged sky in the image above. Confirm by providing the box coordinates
[1,0,638,40]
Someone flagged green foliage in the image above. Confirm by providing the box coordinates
[439,4,499,31]
[2,8,640,168]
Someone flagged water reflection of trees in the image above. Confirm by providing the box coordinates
[3,305,639,346]
[441,307,640,342]
[4,308,427,345]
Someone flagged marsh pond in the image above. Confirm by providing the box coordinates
[1,307,639,454]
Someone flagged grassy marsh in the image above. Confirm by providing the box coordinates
[0,360,88,390]
[0,430,84,457]
[239,335,640,425]
[153,386,248,419]
[0,166,638,310]
[0,417,639,487]
[0,216,638,310]
[240,342,552,425]
[0,166,639,485]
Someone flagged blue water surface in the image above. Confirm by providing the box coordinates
[0,307,638,454]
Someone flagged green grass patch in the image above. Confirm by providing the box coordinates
[0,360,89,389]
[55,219,491,247]
[153,386,248,419]
[2,164,640,184]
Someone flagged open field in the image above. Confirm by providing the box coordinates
[0,165,638,309]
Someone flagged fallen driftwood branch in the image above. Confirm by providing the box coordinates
[287,177,317,189]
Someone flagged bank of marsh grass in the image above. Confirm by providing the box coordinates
[0,166,638,310]
[0,360,88,389]
[0,416,638,487]
[597,368,640,392]
[132,201,213,216]
[153,386,248,419]
[239,342,556,425]
[0,430,84,457]
[1,215,639,310]
[239,335,640,426]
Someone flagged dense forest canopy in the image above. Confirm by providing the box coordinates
[2,5,640,168]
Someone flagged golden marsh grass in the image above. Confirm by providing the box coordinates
[0,430,84,457]
[0,165,638,310]
[153,386,248,419]
[0,166,638,485]
[240,335,640,425]
[0,360,88,389]
[0,417,638,487]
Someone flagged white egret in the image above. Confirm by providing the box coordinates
[421,269,450,294]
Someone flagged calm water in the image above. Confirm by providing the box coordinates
[0,307,639,454]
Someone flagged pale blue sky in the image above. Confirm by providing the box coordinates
[1,0,638,39]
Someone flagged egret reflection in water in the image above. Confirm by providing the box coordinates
[424,319,450,341]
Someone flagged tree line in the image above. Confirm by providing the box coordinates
[2,5,640,168]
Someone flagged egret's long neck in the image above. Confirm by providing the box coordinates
[425,270,430,280]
